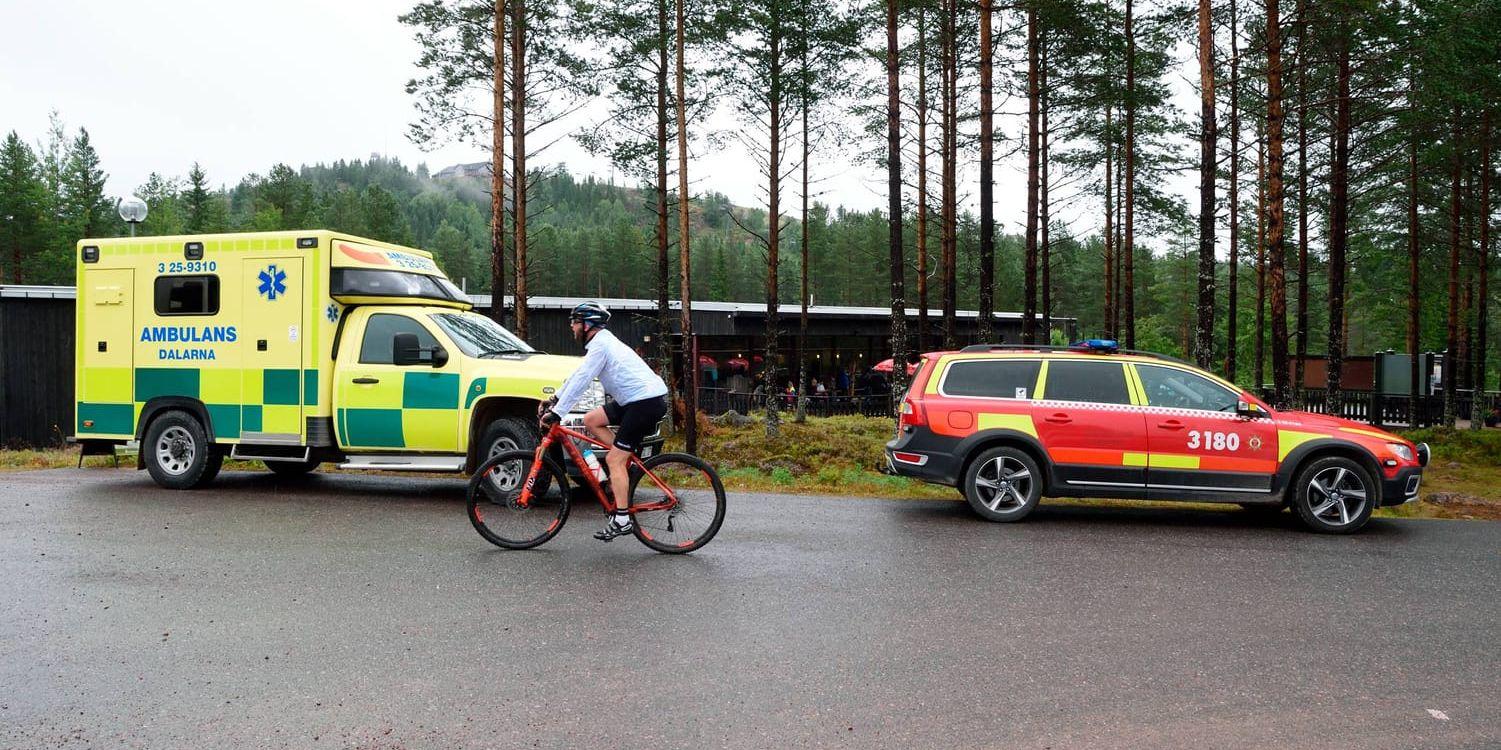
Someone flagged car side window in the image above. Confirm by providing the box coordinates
[359,313,438,365]
[1042,360,1131,405]
[942,359,1042,399]
[1136,364,1239,412]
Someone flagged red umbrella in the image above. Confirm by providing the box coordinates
[726,356,751,369]
[698,354,719,367]
[873,358,917,375]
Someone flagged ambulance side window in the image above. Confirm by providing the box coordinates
[360,314,438,365]
[1136,365,1238,412]
[154,275,220,316]
[1042,361,1131,405]
[941,359,1041,399]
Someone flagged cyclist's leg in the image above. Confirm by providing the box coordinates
[582,406,617,447]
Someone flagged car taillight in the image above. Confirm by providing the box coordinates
[900,396,926,428]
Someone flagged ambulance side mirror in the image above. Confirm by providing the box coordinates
[1236,400,1263,419]
[393,333,424,366]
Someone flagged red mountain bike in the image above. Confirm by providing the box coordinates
[467,422,726,553]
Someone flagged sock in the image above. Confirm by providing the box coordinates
[613,511,631,526]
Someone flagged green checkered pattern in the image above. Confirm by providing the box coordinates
[75,366,319,439]
[336,372,461,449]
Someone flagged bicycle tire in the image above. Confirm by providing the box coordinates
[628,453,726,554]
[467,450,571,550]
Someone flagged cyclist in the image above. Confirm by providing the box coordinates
[539,301,669,541]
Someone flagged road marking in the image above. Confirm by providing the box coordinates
[1426,709,1450,721]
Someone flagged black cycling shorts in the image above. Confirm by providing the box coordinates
[602,395,668,454]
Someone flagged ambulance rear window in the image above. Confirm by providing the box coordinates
[942,359,1041,399]
[154,275,220,316]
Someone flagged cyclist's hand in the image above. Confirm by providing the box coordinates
[539,410,561,433]
[537,396,558,419]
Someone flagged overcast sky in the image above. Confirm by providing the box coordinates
[2,0,1202,243]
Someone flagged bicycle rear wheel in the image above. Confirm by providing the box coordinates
[629,453,726,554]
[467,450,570,549]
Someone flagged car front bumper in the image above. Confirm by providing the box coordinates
[1380,466,1424,506]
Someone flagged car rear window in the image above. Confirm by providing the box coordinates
[942,359,1042,399]
[1043,360,1131,405]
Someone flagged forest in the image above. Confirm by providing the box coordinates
[1,0,1497,429]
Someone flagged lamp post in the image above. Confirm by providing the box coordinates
[117,196,147,237]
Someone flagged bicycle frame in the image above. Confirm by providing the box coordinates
[514,423,678,513]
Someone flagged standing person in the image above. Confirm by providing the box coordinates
[540,302,669,542]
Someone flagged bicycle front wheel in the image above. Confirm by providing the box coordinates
[629,453,726,554]
[467,450,570,549]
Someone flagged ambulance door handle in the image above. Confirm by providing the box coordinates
[352,377,379,385]
[1157,420,1186,431]
[257,339,268,351]
[1044,413,1072,424]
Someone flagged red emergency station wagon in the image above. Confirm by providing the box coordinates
[885,341,1429,533]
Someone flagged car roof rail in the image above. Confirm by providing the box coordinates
[956,342,1195,367]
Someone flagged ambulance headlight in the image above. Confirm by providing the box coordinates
[573,380,606,414]
[1387,443,1414,462]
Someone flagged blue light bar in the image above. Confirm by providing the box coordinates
[1071,339,1119,353]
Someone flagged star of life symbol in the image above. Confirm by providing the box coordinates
[257,265,287,300]
[1249,436,1263,451]
[325,302,340,322]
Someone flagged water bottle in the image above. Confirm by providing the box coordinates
[583,449,606,483]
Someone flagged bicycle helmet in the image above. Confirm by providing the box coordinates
[569,301,611,328]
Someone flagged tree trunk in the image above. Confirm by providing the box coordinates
[1445,107,1461,427]
[1226,0,1240,380]
[1327,14,1350,415]
[1104,106,1115,339]
[941,0,957,349]
[1476,109,1492,428]
[1195,0,1216,369]
[1040,32,1051,343]
[1266,0,1289,408]
[1294,0,1309,404]
[510,0,529,340]
[1407,75,1421,427]
[489,0,507,326]
[765,28,784,440]
[1255,126,1266,392]
[886,0,909,408]
[675,0,696,452]
[797,4,810,424]
[978,0,996,344]
[917,5,930,354]
[655,0,676,431]
[1124,0,1137,349]
[1023,3,1039,345]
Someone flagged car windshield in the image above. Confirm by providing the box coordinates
[430,312,536,357]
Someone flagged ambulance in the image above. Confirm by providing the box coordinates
[73,230,643,489]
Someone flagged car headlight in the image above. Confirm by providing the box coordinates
[572,380,606,414]
[1387,443,1414,462]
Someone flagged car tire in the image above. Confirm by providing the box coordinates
[478,417,549,496]
[264,457,320,478]
[1291,456,1375,534]
[962,446,1043,523]
[143,410,216,490]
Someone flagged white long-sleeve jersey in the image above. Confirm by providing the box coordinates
[549,328,668,418]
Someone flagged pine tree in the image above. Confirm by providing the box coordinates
[0,132,47,284]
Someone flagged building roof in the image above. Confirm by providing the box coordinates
[0,285,1073,323]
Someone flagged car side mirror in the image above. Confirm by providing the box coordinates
[431,344,449,368]
[393,332,424,366]
[1236,400,1263,419]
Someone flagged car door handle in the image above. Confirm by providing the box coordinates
[1157,420,1186,430]
[1044,413,1072,424]
[352,377,379,385]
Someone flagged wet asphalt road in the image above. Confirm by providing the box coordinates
[1,468,1498,749]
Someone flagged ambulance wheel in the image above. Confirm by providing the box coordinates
[265,458,320,477]
[962,446,1042,522]
[144,410,217,490]
[479,418,549,495]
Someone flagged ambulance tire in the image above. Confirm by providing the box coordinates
[264,458,320,478]
[962,446,1043,523]
[1291,456,1375,534]
[143,410,217,490]
[479,418,551,496]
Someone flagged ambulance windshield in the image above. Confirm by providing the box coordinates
[431,312,536,357]
[331,268,468,304]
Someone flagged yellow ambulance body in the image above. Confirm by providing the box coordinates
[74,230,603,489]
